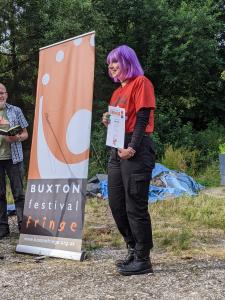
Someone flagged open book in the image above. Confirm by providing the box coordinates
[0,125,23,136]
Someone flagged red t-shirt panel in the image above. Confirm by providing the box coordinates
[110,76,155,133]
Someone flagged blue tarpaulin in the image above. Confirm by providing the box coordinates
[100,163,204,202]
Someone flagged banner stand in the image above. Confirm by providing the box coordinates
[16,245,87,261]
[16,31,95,261]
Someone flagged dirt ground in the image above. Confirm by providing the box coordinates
[0,217,225,300]
[201,186,225,198]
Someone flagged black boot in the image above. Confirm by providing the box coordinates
[117,254,153,276]
[115,245,135,267]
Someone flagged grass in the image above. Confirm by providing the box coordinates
[196,162,221,187]
[151,194,225,255]
[5,164,225,259]
[83,198,123,251]
[83,193,225,259]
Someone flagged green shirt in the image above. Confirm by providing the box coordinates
[0,108,11,160]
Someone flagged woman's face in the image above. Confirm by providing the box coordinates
[108,62,124,81]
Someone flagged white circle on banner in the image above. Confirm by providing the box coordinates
[56,50,64,62]
[90,35,95,46]
[66,109,91,154]
[73,38,82,46]
[42,74,50,85]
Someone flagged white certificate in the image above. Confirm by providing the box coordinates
[106,106,125,149]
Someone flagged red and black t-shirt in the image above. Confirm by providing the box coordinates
[110,75,155,133]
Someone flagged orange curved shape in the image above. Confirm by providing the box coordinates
[28,34,95,179]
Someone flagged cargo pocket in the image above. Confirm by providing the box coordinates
[129,173,151,196]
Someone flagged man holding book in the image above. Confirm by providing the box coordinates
[0,83,28,239]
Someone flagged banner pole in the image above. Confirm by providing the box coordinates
[40,31,95,50]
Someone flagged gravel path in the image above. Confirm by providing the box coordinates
[1,242,225,299]
[0,218,225,300]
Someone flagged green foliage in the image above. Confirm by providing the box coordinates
[145,0,225,121]
[156,109,225,173]
[196,162,220,187]
[194,122,225,167]
[162,145,186,172]
[219,143,225,154]
[0,0,225,177]
[162,145,200,176]
[154,101,196,157]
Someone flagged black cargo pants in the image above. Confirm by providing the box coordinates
[108,135,155,258]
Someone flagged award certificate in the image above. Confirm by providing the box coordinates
[106,106,125,149]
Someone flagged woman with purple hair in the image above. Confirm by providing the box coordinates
[102,45,156,276]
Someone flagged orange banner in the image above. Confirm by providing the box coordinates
[17,32,95,260]
[29,32,95,179]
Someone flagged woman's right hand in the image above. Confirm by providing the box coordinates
[102,112,110,127]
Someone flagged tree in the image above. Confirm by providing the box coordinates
[0,0,224,170]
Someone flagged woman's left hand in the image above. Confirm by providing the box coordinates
[118,147,136,160]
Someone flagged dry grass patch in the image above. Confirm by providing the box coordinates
[83,198,123,250]
[151,193,225,255]
[6,183,225,258]
[83,193,225,258]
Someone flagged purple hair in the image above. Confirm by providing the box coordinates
[107,45,144,82]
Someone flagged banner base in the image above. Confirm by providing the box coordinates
[16,244,85,261]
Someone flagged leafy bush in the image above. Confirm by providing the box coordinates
[193,121,225,167]
[162,145,186,172]
[161,145,200,176]
[219,143,225,154]
[154,111,225,174]
[196,162,220,187]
